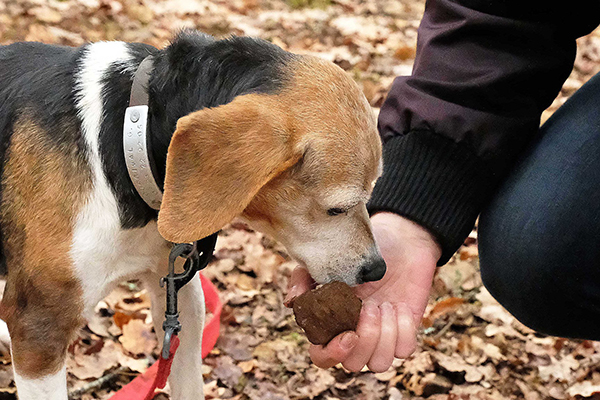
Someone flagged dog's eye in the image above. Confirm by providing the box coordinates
[327,207,346,216]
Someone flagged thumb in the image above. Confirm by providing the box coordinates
[284,265,316,307]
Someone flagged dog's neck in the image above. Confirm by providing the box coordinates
[103,32,293,229]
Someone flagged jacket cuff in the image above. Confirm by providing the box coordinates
[368,130,497,265]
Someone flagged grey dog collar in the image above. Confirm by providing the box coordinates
[123,56,163,210]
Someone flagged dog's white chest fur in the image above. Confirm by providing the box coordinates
[70,215,167,316]
[71,41,168,316]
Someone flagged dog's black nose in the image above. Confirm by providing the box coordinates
[360,257,387,283]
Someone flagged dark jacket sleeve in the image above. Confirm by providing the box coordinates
[367,0,600,265]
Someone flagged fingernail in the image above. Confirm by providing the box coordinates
[394,303,416,325]
[363,302,379,318]
[381,302,393,314]
[284,285,300,307]
[398,313,415,329]
[340,332,358,350]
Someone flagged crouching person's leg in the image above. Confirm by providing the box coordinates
[479,72,600,340]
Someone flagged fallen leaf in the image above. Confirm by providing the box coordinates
[394,45,416,60]
[567,381,600,398]
[113,311,133,329]
[238,359,257,373]
[538,355,579,382]
[213,356,243,388]
[434,353,485,383]
[68,341,120,380]
[236,274,256,291]
[119,319,157,356]
[116,290,151,313]
[423,297,466,328]
[288,367,335,399]
[29,7,63,23]
[87,313,112,338]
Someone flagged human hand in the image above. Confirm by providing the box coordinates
[285,212,441,372]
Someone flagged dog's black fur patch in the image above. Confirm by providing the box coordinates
[147,30,294,179]
[0,43,83,146]
[99,31,294,229]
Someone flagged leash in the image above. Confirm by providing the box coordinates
[108,272,222,400]
[109,235,220,400]
[161,234,218,359]
[115,57,222,399]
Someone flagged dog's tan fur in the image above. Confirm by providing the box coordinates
[0,115,89,378]
[158,93,302,242]
[160,55,382,283]
[158,57,381,283]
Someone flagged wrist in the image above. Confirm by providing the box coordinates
[371,212,442,262]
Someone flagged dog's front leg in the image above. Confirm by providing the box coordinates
[143,271,206,400]
[2,284,81,400]
[7,311,72,400]
[12,363,68,400]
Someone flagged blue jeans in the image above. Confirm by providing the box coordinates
[479,72,600,339]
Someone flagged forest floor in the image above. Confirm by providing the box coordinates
[1,0,600,399]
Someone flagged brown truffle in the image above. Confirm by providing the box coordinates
[292,281,362,345]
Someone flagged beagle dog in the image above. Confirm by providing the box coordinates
[0,30,384,399]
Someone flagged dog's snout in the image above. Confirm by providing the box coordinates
[360,257,387,283]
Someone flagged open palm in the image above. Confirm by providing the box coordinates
[286,212,440,372]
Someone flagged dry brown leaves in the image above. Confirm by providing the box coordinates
[2,0,600,399]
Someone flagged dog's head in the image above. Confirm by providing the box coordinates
[157,52,385,286]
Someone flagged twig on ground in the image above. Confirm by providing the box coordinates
[433,316,457,340]
[68,366,129,399]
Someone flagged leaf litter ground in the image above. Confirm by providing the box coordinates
[1,0,600,398]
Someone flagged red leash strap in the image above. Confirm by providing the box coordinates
[149,334,180,397]
[200,274,222,358]
[110,335,180,400]
[109,274,221,400]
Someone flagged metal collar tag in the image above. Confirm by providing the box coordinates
[124,105,163,210]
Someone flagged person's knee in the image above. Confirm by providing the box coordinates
[479,212,572,337]
[479,255,552,335]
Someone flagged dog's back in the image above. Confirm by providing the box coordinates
[0,42,77,115]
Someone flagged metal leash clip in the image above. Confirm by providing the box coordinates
[160,233,218,359]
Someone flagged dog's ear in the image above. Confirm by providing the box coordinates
[157,93,299,243]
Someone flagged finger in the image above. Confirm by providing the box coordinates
[309,331,358,369]
[284,266,315,307]
[342,302,381,372]
[394,303,417,358]
[367,302,397,372]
